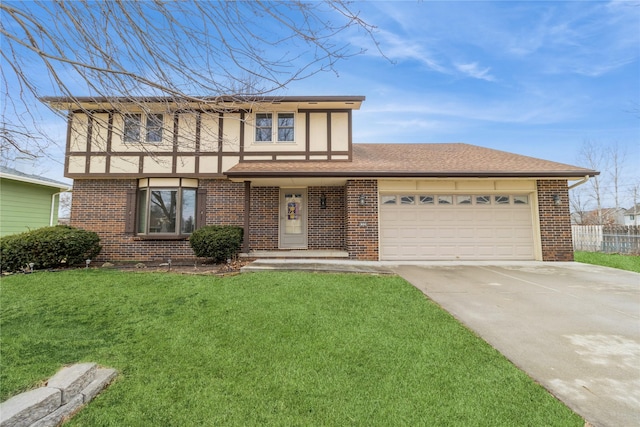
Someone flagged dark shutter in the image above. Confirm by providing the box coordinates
[125,189,137,234]
[196,188,207,228]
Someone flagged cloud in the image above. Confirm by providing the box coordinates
[454,62,496,81]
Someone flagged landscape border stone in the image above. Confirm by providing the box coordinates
[0,363,116,427]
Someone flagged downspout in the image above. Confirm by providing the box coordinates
[568,175,590,190]
[50,189,72,226]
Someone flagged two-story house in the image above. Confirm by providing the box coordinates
[44,95,597,262]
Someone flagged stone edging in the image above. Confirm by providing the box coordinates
[0,363,117,427]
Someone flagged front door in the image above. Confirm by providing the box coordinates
[280,189,307,249]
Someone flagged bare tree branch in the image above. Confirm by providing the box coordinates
[0,0,379,160]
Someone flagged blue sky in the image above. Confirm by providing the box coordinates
[10,1,640,207]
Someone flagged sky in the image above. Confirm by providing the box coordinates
[5,0,640,208]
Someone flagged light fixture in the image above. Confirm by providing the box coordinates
[320,193,327,209]
[553,194,561,205]
[359,194,366,206]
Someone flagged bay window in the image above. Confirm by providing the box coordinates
[136,178,198,235]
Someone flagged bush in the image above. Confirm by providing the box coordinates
[189,225,243,263]
[0,225,101,272]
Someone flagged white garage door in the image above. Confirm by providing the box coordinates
[380,194,535,260]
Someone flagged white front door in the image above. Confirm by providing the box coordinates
[280,189,307,249]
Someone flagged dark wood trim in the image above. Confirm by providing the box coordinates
[348,110,353,161]
[298,108,355,113]
[64,113,72,178]
[305,111,310,160]
[171,113,179,174]
[243,181,251,252]
[85,114,93,173]
[220,112,227,173]
[194,112,201,174]
[105,113,113,173]
[327,112,332,160]
[138,155,144,174]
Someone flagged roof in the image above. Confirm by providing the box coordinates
[41,95,366,111]
[0,165,72,191]
[226,143,598,179]
[624,204,640,215]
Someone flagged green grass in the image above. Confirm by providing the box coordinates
[575,251,640,273]
[1,270,582,426]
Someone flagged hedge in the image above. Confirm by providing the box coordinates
[0,225,101,272]
[189,225,243,263]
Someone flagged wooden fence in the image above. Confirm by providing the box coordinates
[572,225,640,254]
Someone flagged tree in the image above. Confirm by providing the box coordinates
[0,1,378,161]
[574,140,608,224]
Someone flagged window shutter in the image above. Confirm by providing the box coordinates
[196,189,207,228]
[125,189,136,234]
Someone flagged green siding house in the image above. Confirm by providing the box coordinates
[0,166,71,237]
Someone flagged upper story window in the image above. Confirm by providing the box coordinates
[124,113,164,143]
[255,112,295,142]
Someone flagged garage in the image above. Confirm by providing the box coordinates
[379,193,535,260]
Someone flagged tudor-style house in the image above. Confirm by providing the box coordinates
[44,95,597,262]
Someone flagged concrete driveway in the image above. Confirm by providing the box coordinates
[392,262,640,427]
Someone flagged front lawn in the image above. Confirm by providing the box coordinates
[575,251,640,273]
[1,270,582,426]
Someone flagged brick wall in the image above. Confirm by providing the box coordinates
[537,180,574,261]
[308,186,346,250]
[249,186,279,250]
[345,180,379,260]
[71,179,246,262]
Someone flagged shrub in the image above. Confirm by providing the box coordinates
[189,225,243,263]
[0,225,101,272]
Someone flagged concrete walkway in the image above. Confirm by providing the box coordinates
[242,259,640,427]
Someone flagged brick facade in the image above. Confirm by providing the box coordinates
[249,186,279,250]
[537,180,573,261]
[71,180,351,261]
[345,180,379,260]
[308,186,346,250]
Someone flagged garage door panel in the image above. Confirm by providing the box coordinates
[380,193,534,260]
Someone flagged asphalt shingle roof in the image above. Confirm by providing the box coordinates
[226,143,598,178]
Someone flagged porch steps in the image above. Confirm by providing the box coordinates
[241,250,350,259]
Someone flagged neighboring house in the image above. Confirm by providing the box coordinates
[572,207,626,225]
[624,204,640,226]
[44,96,597,262]
[0,165,72,237]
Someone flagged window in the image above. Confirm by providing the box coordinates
[124,113,164,143]
[494,195,510,205]
[419,195,434,205]
[513,195,529,205]
[381,195,397,205]
[146,114,164,143]
[255,112,295,142]
[255,113,272,142]
[137,180,197,235]
[456,195,472,205]
[124,114,142,142]
[437,195,453,205]
[476,195,491,205]
[278,113,295,141]
[400,195,415,205]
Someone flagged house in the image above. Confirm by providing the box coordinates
[572,207,626,225]
[624,204,640,226]
[43,95,597,262]
[0,165,72,237]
